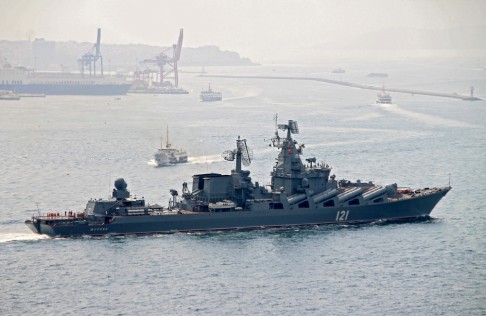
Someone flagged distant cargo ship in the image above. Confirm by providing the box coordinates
[0,66,131,95]
[0,29,131,95]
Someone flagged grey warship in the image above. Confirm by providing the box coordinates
[25,119,450,237]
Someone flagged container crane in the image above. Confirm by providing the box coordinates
[141,29,183,87]
[79,28,103,78]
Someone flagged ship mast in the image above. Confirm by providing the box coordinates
[270,113,282,148]
[235,136,242,173]
[166,125,171,148]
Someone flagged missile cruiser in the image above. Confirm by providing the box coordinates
[25,118,450,237]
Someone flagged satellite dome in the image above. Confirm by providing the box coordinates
[114,178,127,190]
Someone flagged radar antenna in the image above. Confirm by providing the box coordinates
[222,136,252,172]
[273,117,299,142]
[238,138,252,166]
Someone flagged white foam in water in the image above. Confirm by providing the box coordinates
[0,232,49,243]
[146,159,158,166]
[146,155,222,167]
[377,103,473,128]
[221,88,261,101]
[188,154,223,164]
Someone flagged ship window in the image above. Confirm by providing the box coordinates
[373,198,384,203]
[298,201,309,208]
[348,198,360,205]
[271,203,284,210]
[323,200,334,207]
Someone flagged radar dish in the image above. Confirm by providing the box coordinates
[289,120,299,134]
[222,150,235,161]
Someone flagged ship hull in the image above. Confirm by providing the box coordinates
[25,188,449,237]
[0,83,131,95]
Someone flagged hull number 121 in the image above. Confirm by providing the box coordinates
[336,210,350,221]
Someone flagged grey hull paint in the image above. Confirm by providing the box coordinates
[25,188,448,237]
[25,119,451,238]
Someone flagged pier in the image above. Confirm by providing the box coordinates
[201,74,482,101]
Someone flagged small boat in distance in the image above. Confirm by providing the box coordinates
[0,90,20,100]
[200,84,222,101]
[367,73,389,78]
[154,126,188,167]
[376,87,392,104]
[331,68,345,74]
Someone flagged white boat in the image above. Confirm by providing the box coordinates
[376,89,392,104]
[154,127,188,167]
[0,90,20,100]
[200,84,222,101]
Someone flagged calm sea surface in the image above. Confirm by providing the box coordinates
[1,62,485,315]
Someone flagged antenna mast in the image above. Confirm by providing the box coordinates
[166,125,170,148]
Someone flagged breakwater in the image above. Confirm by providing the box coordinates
[202,74,481,101]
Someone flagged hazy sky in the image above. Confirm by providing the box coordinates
[1,0,485,63]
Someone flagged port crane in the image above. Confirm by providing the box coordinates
[79,28,103,78]
[137,29,183,87]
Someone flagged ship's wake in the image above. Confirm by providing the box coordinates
[147,155,223,167]
[222,94,258,101]
[377,103,472,127]
[188,154,223,164]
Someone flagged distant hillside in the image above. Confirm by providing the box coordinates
[0,40,257,72]
[324,26,486,50]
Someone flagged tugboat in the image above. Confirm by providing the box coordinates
[154,127,188,167]
[200,84,222,101]
[25,118,450,237]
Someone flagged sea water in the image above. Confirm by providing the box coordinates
[1,61,485,315]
